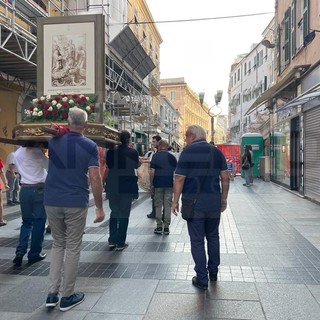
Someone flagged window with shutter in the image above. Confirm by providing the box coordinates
[277,26,281,75]
[302,0,309,39]
[291,0,296,57]
[284,7,291,65]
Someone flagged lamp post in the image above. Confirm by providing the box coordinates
[199,90,223,144]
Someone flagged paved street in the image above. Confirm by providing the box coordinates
[1,177,320,319]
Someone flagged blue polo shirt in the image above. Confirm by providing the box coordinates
[150,150,177,188]
[44,132,99,208]
[175,139,227,212]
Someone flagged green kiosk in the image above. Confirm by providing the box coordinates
[241,133,264,177]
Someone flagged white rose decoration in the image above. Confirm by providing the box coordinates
[52,100,57,106]
[86,106,91,111]
[34,107,39,112]
[46,95,51,100]
[69,99,74,104]
[48,107,53,112]
[62,97,68,102]
[32,98,38,103]
[37,111,43,117]
[32,111,38,116]
[40,96,45,101]
[56,103,62,109]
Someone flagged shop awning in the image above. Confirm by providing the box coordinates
[133,128,147,136]
[109,26,156,80]
[276,83,320,112]
[245,64,311,115]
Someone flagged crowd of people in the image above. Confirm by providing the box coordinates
[1,111,231,310]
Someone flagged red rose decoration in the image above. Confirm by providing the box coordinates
[61,112,68,119]
[26,93,95,122]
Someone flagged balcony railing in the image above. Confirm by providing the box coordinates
[149,74,160,96]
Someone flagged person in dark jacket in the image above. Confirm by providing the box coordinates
[106,131,140,251]
[241,145,252,187]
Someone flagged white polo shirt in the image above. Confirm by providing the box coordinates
[14,147,48,184]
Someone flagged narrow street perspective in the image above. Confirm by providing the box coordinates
[1,0,320,319]
[1,177,320,320]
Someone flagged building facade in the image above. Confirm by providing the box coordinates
[232,0,320,203]
[0,0,162,159]
[160,77,211,147]
[159,96,180,150]
[228,18,275,144]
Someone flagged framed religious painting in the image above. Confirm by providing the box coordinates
[37,14,105,103]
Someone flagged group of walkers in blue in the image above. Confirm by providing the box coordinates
[7,108,230,311]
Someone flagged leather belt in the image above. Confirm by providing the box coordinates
[21,183,45,188]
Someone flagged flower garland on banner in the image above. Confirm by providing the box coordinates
[24,93,96,123]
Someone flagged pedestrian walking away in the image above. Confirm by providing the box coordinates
[44,107,105,312]
[0,158,9,226]
[105,130,140,251]
[248,144,254,184]
[150,139,177,235]
[172,125,230,290]
[5,148,20,206]
[146,135,161,219]
[241,145,252,187]
[12,142,48,266]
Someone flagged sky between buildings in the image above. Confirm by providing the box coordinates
[146,0,275,115]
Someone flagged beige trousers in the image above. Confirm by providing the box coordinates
[45,206,87,297]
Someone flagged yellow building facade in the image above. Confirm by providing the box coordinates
[160,78,211,146]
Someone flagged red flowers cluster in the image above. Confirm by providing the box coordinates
[25,93,96,122]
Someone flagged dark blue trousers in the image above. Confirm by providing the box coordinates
[187,210,221,286]
[108,193,132,246]
[16,186,46,259]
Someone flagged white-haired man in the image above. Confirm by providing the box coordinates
[44,107,105,311]
[172,125,229,290]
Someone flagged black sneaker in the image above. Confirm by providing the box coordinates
[192,276,208,290]
[28,253,46,264]
[147,212,156,219]
[59,293,85,312]
[108,242,116,250]
[209,272,218,281]
[45,225,51,234]
[7,201,16,206]
[46,293,59,308]
[154,227,163,234]
[13,200,20,204]
[13,253,24,266]
[115,242,129,251]
[163,227,170,235]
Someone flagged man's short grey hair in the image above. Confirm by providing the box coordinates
[68,107,88,128]
[187,125,206,140]
[158,139,169,150]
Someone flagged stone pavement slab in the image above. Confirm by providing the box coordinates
[256,283,320,320]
